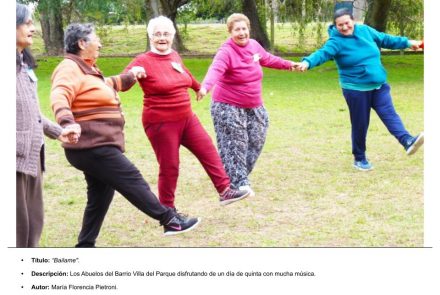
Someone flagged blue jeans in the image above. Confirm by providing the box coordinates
[342,83,412,161]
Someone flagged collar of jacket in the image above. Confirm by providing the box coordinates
[64,53,104,80]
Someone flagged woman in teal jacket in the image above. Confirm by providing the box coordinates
[296,8,423,171]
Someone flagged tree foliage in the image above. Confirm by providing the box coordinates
[191,0,240,20]
[387,0,423,38]
[17,0,424,55]
[277,0,332,51]
[278,0,333,23]
[63,0,146,25]
[363,0,424,37]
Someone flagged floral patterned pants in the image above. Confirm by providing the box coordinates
[211,101,269,189]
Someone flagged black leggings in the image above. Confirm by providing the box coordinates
[65,146,173,247]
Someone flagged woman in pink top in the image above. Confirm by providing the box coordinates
[199,13,295,196]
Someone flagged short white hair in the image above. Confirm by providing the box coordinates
[147,16,176,38]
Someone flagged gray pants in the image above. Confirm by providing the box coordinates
[16,160,43,248]
[211,101,269,188]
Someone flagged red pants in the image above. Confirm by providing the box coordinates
[144,114,230,208]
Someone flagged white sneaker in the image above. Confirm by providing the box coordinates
[239,185,255,197]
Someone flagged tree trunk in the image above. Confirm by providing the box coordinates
[269,0,275,51]
[242,0,271,49]
[353,0,368,21]
[145,0,154,51]
[38,0,64,56]
[146,0,189,52]
[364,0,392,32]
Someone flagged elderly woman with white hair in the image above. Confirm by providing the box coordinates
[124,16,249,212]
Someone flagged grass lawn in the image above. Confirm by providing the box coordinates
[35,54,424,247]
[31,22,415,56]
[31,23,329,56]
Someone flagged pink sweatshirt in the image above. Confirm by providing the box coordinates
[202,38,292,108]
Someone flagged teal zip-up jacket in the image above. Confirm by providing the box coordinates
[302,24,410,89]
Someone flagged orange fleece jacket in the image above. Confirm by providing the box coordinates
[51,54,136,151]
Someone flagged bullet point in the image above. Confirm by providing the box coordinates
[21,286,23,288]
[21,259,23,261]
[21,272,24,275]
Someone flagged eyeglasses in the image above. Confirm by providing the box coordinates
[152,32,172,38]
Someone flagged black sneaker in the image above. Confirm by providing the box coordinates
[163,213,200,236]
[405,132,424,155]
[219,188,250,206]
[169,207,188,217]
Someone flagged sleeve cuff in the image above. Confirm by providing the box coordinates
[301,60,310,68]
[43,118,63,139]
[119,73,137,91]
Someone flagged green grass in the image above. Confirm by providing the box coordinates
[36,54,423,247]
[32,23,325,56]
[29,22,377,56]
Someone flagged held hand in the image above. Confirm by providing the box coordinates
[130,66,147,79]
[290,61,302,71]
[196,87,207,101]
[58,123,81,144]
[409,40,423,51]
[296,61,309,72]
